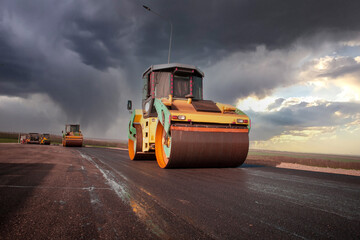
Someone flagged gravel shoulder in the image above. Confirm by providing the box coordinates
[246,149,360,175]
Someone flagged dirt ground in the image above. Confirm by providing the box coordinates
[246,149,360,172]
[276,162,360,176]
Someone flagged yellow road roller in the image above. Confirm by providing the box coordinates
[40,133,51,145]
[62,124,83,147]
[127,63,250,168]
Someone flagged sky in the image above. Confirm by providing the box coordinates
[1,0,360,155]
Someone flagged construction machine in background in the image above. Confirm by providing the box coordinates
[20,134,27,144]
[40,133,51,145]
[25,134,30,144]
[127,63,250,168]
[28,133,40,144]
[62,124,83,147]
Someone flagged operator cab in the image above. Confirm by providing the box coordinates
[65,124,81,135]
[42,133,50,138]
[29,133,40,141]
[141,63,204,117]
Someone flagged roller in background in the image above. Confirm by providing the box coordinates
[62,124,83,147]
[127,63,251,168]
[40,133,51,145]
[28,133,40,144]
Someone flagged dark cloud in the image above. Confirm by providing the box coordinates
[0,1,134,135]
[317,57,360,79]
[1,0,360,137]
[141,0,360,64]
[267,98,285,110]
[248,100,360,141]
[0,94,64,134]
[203,46,304,103]
[62,1,143,71]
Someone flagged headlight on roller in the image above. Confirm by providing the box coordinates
[237,119,248,124]
[172,115,186,120]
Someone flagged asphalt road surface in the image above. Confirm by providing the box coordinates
[0,144,359,239]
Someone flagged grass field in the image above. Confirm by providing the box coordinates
[0,138,18,143]
[0,132,19,139]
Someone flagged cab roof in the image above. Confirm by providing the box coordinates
[142,63,204,78]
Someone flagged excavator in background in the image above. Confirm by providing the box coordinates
[127,63,250,168]
[62,124,83,147]
[40,133,51,145]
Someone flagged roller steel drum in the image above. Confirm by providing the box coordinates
[155,123,249,168]
[128,125,155,160]
[63,136,83,147]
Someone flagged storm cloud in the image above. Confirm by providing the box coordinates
[1,0,360,138]
[249,99,360,141]
[316,56,360,80]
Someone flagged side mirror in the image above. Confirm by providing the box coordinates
[62,130,63,134]
[127,100,132,111]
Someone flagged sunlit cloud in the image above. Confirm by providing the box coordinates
[264,126,337,144]
[344,114,360,133]
[341,40,360,47]
[304,55,360,102]
[251,122,360,155]
[236,96,276,112]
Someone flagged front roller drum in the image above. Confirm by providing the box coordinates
[155,123,249,168]
[63,137,83,147]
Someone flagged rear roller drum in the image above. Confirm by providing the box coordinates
[155,122,171,168]
[128,125,143,160]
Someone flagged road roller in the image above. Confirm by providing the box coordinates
[127,63,251,168]
[28,133,40,144]
[62,124,83,147]
[40,133,51,145]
